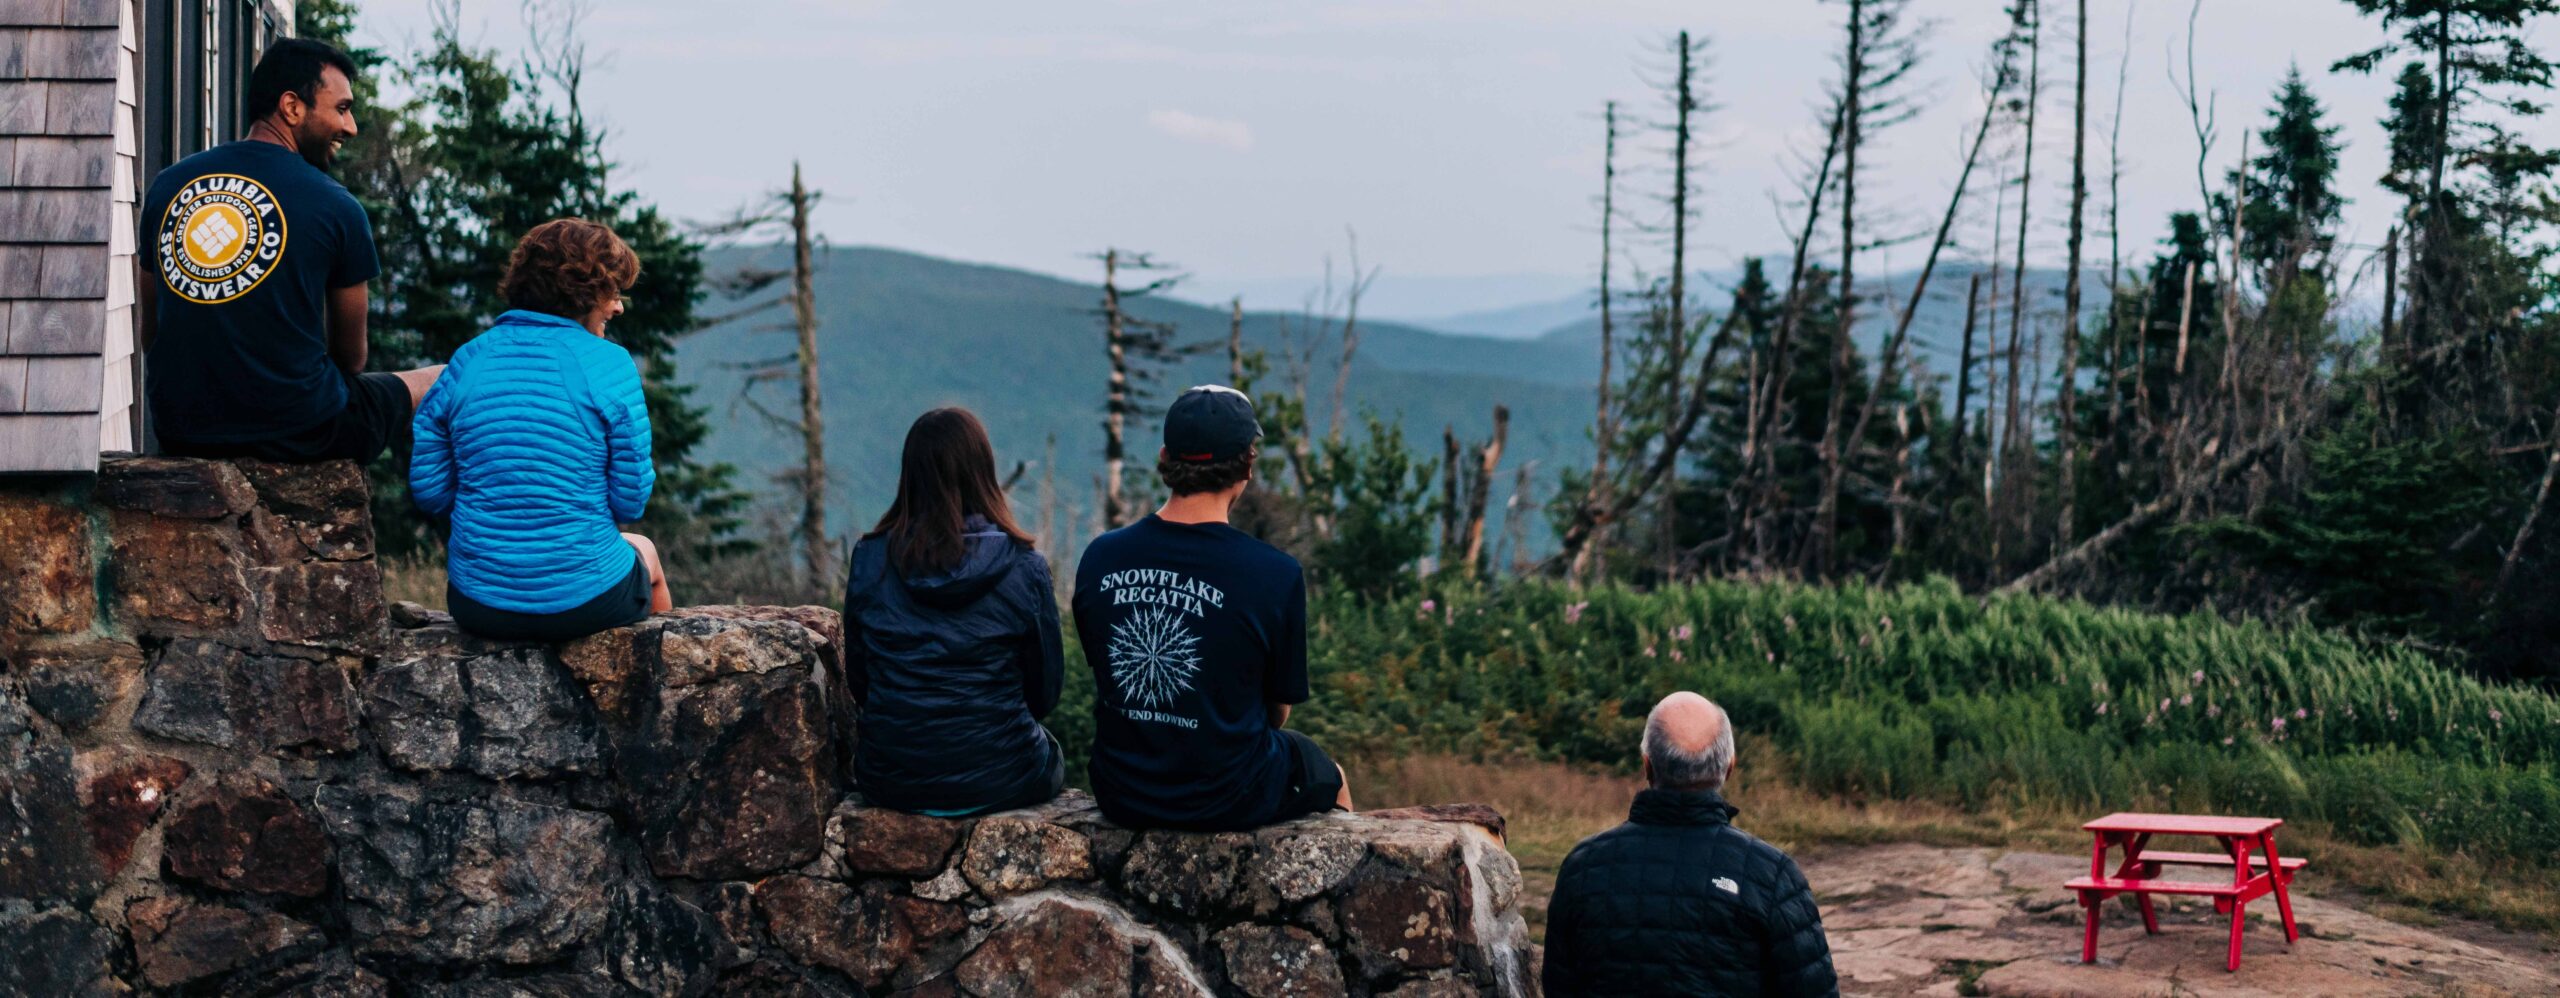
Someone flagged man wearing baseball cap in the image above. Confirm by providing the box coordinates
[1071,385,1354,830]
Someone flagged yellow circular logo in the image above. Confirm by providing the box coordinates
[157,173,288,304]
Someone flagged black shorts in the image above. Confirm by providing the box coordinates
[1267,729,1347,823]
[161,368,414,466]
[446,546,653,643]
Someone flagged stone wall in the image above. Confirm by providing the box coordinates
[0,457,1535,996]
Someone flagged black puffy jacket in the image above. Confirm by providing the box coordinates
[1541,789,1838,997]
[842,519,1063,813]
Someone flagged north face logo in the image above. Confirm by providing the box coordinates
[1713,877,1740,895]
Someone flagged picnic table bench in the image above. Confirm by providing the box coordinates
[2062,812,2304,971]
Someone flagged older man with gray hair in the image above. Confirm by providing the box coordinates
[1540,692,1837,997]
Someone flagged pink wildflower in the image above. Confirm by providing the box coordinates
[2271,717,2287,732]
[2294,708,2308,720]
[1669,648,1685,662]
[2095,702,2110,715]
[2159,698,2171,714]
[2222,736,2235,746]
[1565,601,1589,625]
[2191,670,2205,685]
[1420,599,1437,613]
[2179,693,2194,707]
[2490,709,2504,723]
[1672,625,1696,642]
[1642,644,1657,658]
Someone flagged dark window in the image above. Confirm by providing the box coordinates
[141,0,175,183]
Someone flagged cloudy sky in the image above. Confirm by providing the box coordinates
[345,0,2544,317]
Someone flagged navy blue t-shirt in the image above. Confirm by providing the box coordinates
[1073,515,1311,830]
[142,141,379,443]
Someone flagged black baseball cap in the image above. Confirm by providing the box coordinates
[1163,385,1261,463]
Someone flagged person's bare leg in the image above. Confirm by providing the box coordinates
[397,365,447,409]
[1334,764,1355,812]
[623,532,674,613]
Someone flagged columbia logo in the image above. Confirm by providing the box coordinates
[1713,877,1739,895]
[189,213,241,256]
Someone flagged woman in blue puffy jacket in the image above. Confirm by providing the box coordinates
[843,408,1065,816]
[409,219,672,641]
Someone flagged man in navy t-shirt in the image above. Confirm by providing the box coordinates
[1073,385,1353,831]
[139,39,442,464]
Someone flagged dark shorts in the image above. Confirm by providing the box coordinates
[447,546,652,643]
[1267,729,1347,824]
[161,368,414,466]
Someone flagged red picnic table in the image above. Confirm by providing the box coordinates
[2063,812,2305,971]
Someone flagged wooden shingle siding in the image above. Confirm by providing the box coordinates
[22,354,97,410]
[6,413,104,468]
[0,243,37,294]
[0,188,110,240]
[9,298,103,351]
[0,355,23,411]
[16,133,108,183]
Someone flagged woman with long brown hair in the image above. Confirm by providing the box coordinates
[842,407,1064,815]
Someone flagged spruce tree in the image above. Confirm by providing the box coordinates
[2240,68,2346,294]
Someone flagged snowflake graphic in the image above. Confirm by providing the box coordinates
[1108,604,1202,709]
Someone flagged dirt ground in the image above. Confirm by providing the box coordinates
[1801,843,2560,997]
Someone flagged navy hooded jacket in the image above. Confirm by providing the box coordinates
[842,519,1064,814]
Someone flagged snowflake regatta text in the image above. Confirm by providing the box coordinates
[1099,568,1226,618]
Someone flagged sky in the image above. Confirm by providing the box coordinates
[345,0,2546,319]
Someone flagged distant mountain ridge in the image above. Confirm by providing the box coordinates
[675,247,2111,552]
[676,246,1598,546]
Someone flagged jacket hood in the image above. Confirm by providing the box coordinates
[1628,788,1741,827]
[898,516,1022,608]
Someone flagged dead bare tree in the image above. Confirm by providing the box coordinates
[2000,0,2045,558]
[1572,101,1623,588]
[1461,406,1512,574]
[692,163,832,583]
[1093,249,1189,530]
[2058,0,2091,548]
[1326,231,1380,446]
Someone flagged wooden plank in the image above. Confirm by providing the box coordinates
[60,0,115,28]
[99,301,126,359]
[37,242,105,297]
[0,137,14,184]
[0,356,25,412]
[98,401,130,452]
[23,355,99,411]
[0,189,110,241]
[0,245,38,295]
[0,30,27,77]
[0,1,66,28]
[97,347,126,408]
[22,27,116,78]
[2083,813,2283,837]
[7,296,102,353]
[13,134,110,186]
[103,246,130,308]
[43,80,110,134]
[0,413,101,472]
[110,53,131,153]
[0,81,42,133]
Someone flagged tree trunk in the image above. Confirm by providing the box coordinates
[1576,101,1621,589]
[1812,0,1865,577]
[1440,428,1463,567]
[2002,0,2042,546]
[1462,406,1511,574]
[1953,272,1982,474]
[1101,249,1131,529]
[1663,31,1697,578]
[2000,426,2286,594]
[787,163,830,584]
[2058,0,2089,549]
[1228,296,1244,387]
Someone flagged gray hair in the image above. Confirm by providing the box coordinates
[1643,698,1735,792]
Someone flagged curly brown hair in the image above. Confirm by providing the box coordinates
[499,218,641,321]
[1157,447,1257,497]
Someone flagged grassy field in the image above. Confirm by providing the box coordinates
[1056,578,2560,931]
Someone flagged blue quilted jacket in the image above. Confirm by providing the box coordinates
[409,310,654,613]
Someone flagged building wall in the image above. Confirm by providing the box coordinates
[0,0,124,473]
